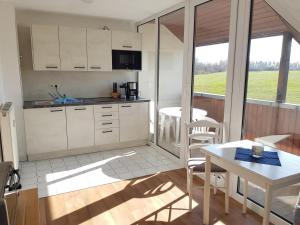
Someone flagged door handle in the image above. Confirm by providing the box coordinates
[101,106,112,109]
[102,122,113,125]
[50,109,63,112]
[74,66,86,69]
[121,105,132,108]
[90,66,101,69]
[122,45,133,48]
[102,130,113,133]
[102,114,113,117]
[46,66,58,69]
[74,108,86,111]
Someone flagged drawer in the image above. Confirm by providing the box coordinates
[95,119,119,129]
[95,111,119,121]
[95,128,119,145]
[94,104,118,113]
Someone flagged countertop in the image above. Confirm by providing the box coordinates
[23,97,150,109]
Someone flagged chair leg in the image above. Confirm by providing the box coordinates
[188,168,193,212]
[214,175,218,195]
[225,172,230,214]
[243,179,248,214]
[187,167,190,194]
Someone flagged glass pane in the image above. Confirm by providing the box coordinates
[191,0,231,128]
[286,39,300,104]
[157,9,184,157]
[241,0,300,223]
[138,20,156,143]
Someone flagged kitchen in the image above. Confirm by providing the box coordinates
[18,11,151,161]
[2,1,300,225]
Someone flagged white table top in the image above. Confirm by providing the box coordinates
[201,140,300,186]
[159,107,207,120]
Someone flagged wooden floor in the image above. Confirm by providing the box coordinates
[39,169,267,225]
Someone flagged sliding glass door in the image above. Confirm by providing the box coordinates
[239,0,300,223]
[157,8,185,157]
[190,0,232,146]
[138,20,156,143]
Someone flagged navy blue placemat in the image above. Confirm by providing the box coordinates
[235,148,281,166]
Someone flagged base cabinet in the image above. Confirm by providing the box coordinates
[24,107,67,154]
[66,106,95,149]
[24,102,149,158]
[119,102,149,142]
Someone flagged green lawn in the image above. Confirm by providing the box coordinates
[194,70,300,104]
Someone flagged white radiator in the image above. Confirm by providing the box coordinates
[0,102,19,170]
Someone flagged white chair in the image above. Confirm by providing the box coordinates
[185,118,230,212]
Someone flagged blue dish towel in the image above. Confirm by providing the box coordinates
[54,97,81,104]
[235,148,281,166]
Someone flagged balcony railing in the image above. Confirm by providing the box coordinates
[192,92,300,155]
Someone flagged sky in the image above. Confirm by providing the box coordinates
[195,35,300,64]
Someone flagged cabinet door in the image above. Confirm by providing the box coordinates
[87,29,112,71]
[59,26,87,71]
[24,107,67,154]
[119,102,149,142]
[66,105,94,149]
[31,25,60,71]
[112,31,141,51]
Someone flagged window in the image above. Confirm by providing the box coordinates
[191,0,231,123]
[241,0,300,223]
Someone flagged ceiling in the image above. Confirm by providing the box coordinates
[1,0,183,21]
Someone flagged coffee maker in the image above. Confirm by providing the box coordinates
[126,82,138,100]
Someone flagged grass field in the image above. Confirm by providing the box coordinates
[194,70,300,104]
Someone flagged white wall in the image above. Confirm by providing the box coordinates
[16,10,137,100]
[158,24,183,108]
[0,2,26,160]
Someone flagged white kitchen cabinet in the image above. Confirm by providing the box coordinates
[87,29,112,71]
[31,25,60,71]
[66,105,94,149]
[95,128,119,145]
[24,107,67,154]
[112,31,141,51]
[59,26,87,71]
[119,102,149,142]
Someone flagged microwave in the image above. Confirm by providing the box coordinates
[112,50,142,70]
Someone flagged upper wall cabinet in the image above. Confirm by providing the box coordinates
[112,31,141,51]
[87,29,112,71]
[31,25,60,71]
[59,26,87,71]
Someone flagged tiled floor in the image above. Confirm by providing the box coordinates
[19,145,182,198]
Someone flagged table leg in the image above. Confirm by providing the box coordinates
[263,184,272,225]
[243,179,248,214]
[225,172,230,214]
[203,155,211,225]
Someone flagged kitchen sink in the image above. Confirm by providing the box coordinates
[33,100,55,106]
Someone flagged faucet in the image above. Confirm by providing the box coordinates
[48,84,65,100]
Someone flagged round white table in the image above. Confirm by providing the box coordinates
[159,107,207,144]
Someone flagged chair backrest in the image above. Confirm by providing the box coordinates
[185,117,224,159]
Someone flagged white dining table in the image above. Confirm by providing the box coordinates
[200,140,300,225]
[159,107,207,144]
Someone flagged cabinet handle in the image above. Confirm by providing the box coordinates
[74,66,86,69]
[102,114,112,117]
[122,45,132,48]
[121,105,132,108]
[46,66,58,69]
[50,109,63,112]
[101,106,112,109]
[102,130,113,133]
[90,66,101,69]
[102,122,113,125]
[74,108,86,111]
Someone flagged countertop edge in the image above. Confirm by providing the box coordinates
[23,98,151,109]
